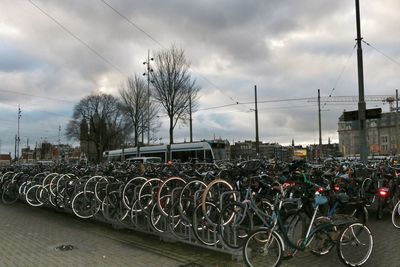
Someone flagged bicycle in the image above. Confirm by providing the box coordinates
[243,184,373,267]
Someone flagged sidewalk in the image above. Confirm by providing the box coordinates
[0,202,395,266]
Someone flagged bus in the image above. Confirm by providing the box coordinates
[103,140,230,162]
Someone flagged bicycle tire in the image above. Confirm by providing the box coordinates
[25,184,43,207]
[71,191,99,219]
[392,200,400,228]
[309,216,336,256]
[243,228,283,267]
[192,202,220,246]
[201,179,236,225]
[157,176,186,217]
[218,201,253,250]
[337,222,373,266]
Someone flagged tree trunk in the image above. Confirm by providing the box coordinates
[169,116,174,144]
[134,127,140,156]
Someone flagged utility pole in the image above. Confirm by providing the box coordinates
[355,0,368,163]
[58,125,61,145]
[189,94,193,142]
[254,85,260,155]
[318,89,323,160]
[14,135,17,161]
[17,105,21,163]
[396,89,399,154]
[143,49,154,145]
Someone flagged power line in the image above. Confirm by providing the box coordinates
[198,97,316,111]
[323,42,357,109]
[0,88,75,103]
[198,94,394,112]
[27,0,126,76]
[100,0,165,49]
[362,39,400,68]
[99,0,241,105]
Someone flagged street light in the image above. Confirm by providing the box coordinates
[143,49,154,145]
[16,105,21,162]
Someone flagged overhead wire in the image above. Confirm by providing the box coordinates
[362,39,400,68]
[100,0,165,49]
[322,42,357,109]
[27,0,126,77]
[99,0,241,106]
[198,97,316,111]
[0,88,75,103]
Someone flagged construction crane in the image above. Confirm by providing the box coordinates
[308,95,397,111]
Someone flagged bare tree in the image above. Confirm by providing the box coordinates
[66,93,129,162]
[151,45,200,144]
[119,75,159,151]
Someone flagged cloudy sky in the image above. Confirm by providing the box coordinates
[1,0,400,156]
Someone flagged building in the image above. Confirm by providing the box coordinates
[21,147,35,163]
[230,140,293,162]
[0,154,12,166]
[338,110,400,156]
[307,143,341,162]
[20,143,78,163]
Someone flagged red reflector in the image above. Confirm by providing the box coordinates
[334,186,340,191]
[378,188,390,197]
[379,190,387,196]
[317,187,324,193]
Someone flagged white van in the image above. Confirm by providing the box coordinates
[125,157,162,164]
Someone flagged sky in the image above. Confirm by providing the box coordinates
[1,0,400,156]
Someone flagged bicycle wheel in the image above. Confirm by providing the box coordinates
[150,202,167,233]
[167,201,190,240]
[281,209,307,257]
[71,191,99,219]
[392,200,400,228]
[309,217,336,256]
[218,201,253,250]
[101,191,129,223]
[157,176,186,217]
[243,228,283,267]
[201,179,236,225]
[25,184,43,207]
[1,182,19,204]
[192,202,219,246]
[337,222,373,266]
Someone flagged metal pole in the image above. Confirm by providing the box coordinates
[396,89,399,154]
[147,49,150,145]
[355,0,368,163]
[14,134,17,161]
[254,85,260,155]
[318,89,323,160]
[189,94,193,142]
[17,105,21,162]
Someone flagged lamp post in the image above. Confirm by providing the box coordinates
[318,89,323,159]
[355,0,368,163]
[17,105,21,163]
[143,49,154,145]
[254,85,260,155]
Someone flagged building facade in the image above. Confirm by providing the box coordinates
[230,140,293,162]
[338,111,400,156]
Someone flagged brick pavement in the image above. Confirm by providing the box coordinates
[0,202,399,267]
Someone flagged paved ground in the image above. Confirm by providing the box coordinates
[0,202,399,266]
